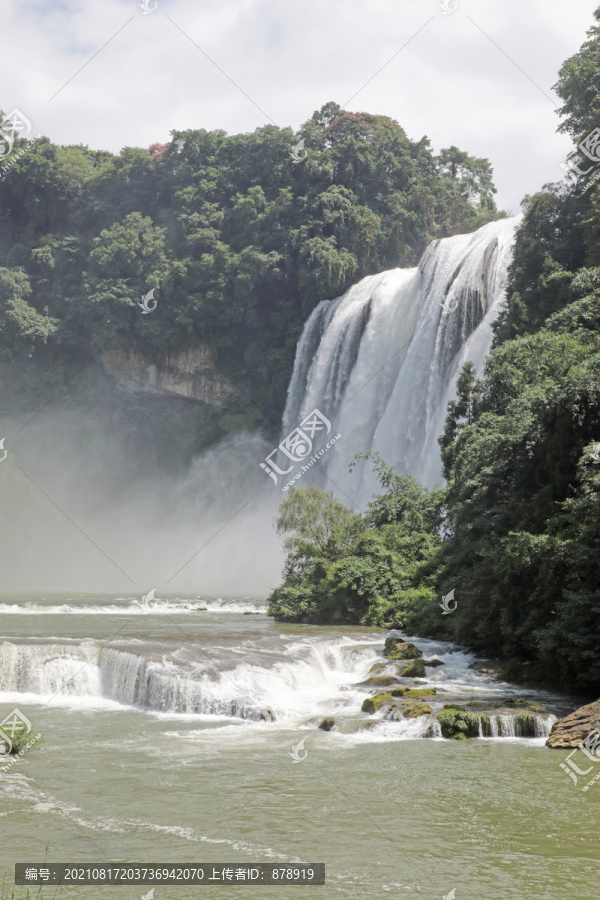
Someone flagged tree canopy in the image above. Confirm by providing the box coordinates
[0,102,502,457]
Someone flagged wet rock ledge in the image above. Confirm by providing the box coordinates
[546,698,600,749]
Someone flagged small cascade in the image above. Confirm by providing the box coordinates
[0,641,100,696]
[479,711,555,739]
[99,649,276,719]
[497,714,516,738]
[0,640,560,738]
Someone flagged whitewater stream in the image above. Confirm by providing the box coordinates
[0,594,596,899]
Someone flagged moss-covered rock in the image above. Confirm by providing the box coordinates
[514,713,538,737]
[422,658,445,667]
[402,702,432,718]
[363,675,398,687]
[437,707,480,739]
[361,694,394,714]
[480,713,492,737]
[509,698,547,713]
[400,659,426,678]
[383,639,423,660]
[368,662,387,674]
[389,687,437,698]
[318,717,336,732]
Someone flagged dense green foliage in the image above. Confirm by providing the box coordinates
[428,8,600,691]
[267,455,444,626]
[0,103,500,454]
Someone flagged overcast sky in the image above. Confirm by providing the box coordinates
[2,0,598,212]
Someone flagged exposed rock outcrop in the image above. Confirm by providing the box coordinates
[100,345,235,404]
[546,698,600,749]
[389,687,437,699]
[318,717,336,732]
[400,659,426,678]
[362,675,399,687]
[361,694,394,714]
[383,639,422,660]
[402,702,432,718]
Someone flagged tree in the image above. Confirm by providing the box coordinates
[0,267,57,358]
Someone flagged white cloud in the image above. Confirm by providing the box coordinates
[1,0,598,209]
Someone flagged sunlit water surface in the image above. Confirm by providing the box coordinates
[0,593,597,900]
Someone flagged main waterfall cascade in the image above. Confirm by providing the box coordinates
[283,216,521,500]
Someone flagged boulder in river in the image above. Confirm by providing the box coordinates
[368,662,387,674]
[259,708,276,721]
[390,687,437,699]
[318,717,336,732]
[402,702,432,718]
[467,658,505,678]
[383,639,423,660]
[546,698,600,749]
[437,705,480,739]
[362,675,399,687]
[382,703,403,721]
[400,659,426,678]
[361,694,394,714]
[422,658,444,667]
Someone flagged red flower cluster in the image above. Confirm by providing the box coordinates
[148,142,169,158]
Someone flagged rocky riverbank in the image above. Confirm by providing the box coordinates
[546,698,600,749]
[304,636,559,740]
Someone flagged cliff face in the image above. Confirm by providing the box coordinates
[99,345,235,405]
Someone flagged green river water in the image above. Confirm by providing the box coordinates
[0,594,597,900]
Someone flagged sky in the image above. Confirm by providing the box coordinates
[1,0,598,216]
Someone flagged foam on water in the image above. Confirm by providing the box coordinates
[0,597,266,615]
[282,216,521,499]
[0,633,559,741]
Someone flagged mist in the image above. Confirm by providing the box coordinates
[0,409,285,596]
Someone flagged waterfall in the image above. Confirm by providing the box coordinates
[0,641,101,695]
[480,712,556,739]
[0,641,559,738]
[281,216,521,500]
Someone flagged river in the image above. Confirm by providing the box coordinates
[0,593,597,900]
